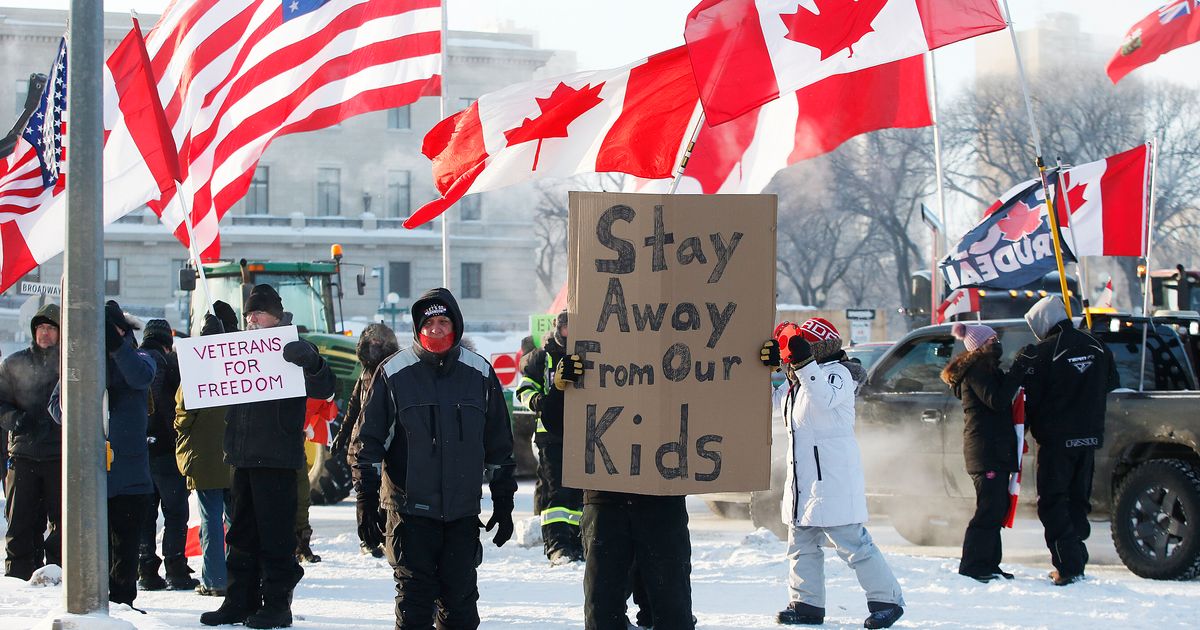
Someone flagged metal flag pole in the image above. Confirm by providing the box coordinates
[667,110,706,195]
[1000,0,1074,318]
[1139,138,1159,392]
[62,3,108,616]
[439,1,450,288]
[1055,157,1092,329]
[176,188,216,314]
[926,51,950,316]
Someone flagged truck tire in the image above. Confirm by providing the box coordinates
[309,442,353,506]
[1111,459,1200,580]
[705,500,751,520]
[750,489,787,540]
[889,509,967,547]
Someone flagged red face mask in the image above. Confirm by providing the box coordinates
[419,332,454,355]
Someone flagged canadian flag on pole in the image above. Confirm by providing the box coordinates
[1096,277,1115,309]
[1055,143,1152,257]
[935,287,981,324]
[631,54,931,194]
[408,47,700,228]
[1004,385,1027,529]
[683,0,1006,125]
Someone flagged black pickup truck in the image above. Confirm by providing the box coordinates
[750,313,1200,580]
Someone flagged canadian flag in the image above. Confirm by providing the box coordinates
[407,47,700,228]
[1055,143,1151,257]
[631,54,930,194]
[935,287,980,324]
[1096,277,1114,309]
[684,0,1006,124]
[1004,385,1027,528]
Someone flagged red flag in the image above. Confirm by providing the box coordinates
[305,396,339,447]
[684,0,1005,125]
[107,18,180,195]
[409,47,700,228]
[1107,1,1200,84]
[1004,386,1027,528]
[1054,144,1151,257]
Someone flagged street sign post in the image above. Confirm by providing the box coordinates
[490,352,520,388]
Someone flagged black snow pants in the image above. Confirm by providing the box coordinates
[108,493,150,605]
[139,454,191,574]
[383,511,482,630]
[224,467,303,614]
[1036,445,1095,577]
[581,495,693,630]
[535,434,583,559]
[4,457,61,580]
[959,471,1010,577]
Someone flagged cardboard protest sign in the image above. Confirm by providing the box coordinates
[565,192,776,495]
[177,326,306,410]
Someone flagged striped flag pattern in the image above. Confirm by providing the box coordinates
[140,0,443,260]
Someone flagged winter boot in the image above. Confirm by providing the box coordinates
[165,555,200,590]
[295,526,321,563]
[863,602,904,629]
[359,542,384,558]
[200,603,251,626]
[246,593,293,629]
[195,584,227,597]
[1049,570,1083,586]
[137,557,167,591]
[776,601,824,625]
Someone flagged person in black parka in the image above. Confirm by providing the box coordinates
[942,323,1017,582]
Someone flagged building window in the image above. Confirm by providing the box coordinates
[245,166,269,215]
[461,262,482,299]
[387,106,411,130]
[317,167,341,216]
[387,170,411,218]
[105,258,121,296]
[459,195,481,221]
[388,261,411,299]
[15,79,29,117]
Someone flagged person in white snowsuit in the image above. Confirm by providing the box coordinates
[761,317,905,629]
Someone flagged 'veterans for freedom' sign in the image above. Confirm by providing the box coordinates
[565,192,776,495]
[177,326,306,410]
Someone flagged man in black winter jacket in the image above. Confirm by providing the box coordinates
[0,303,61,580]
[356,287,516,630]
[1010,296,1119,585]
[515,310,585,565]
[200,285,336,629]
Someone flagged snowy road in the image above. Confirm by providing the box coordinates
[3,480,1199,629]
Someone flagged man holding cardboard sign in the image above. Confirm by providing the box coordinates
[565,192,776,630]
[199,285,335,630]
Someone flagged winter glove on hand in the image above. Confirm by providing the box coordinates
[283,341,321,372]
[787,336,814,368]
[553,355,584,390]
[105,322,125,354]
[104,301,128,353]
[355,489,385,550]
[212,300,239,333]
[200,313,225,336]
[760,339,781,369]
[485,495,515,547]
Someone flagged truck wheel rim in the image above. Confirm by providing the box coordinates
[1130,485,1188,561]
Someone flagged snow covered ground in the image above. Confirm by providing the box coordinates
[2,480,1198,629]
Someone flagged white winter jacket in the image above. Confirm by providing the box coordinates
[773,359,869,528]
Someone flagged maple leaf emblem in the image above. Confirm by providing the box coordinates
[1053,173,1089,227]
[503,81,606,171]
[996,200,1044,242]
[780,0,890,61]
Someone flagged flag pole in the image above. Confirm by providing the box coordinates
[1139,138,1159,392]
[999,0,1073,319]
[667,110,706,194]
[175,190,216,315]
[439,1,450,287]
[926,51,950,318]
[1055,157,1092,329]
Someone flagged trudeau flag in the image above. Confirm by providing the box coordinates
[1107,0,1200,84]
[1055,144,1151,258]
[408,47,701,228]
[683,0,1006,125]
[631,54,931,194]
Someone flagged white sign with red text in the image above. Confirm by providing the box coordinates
[177,326,306,410]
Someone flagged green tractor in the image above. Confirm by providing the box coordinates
[180,250,365,505]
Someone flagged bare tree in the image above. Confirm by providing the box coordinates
[531,173,627,297]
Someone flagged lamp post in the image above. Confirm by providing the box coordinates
[385,292,402,330]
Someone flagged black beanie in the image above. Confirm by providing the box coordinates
[417,299,453,332]
[552,309,568,347]
[143,319,173,346]
[244,284,284,320]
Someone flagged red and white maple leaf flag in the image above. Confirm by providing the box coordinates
[1096,277,1114,309]
[1054,143,1151,257]
[935,287,980,324]
[684,0,1006,125]
[1004,385,1027,529]
[631,54,930,194]
[407,47,700,228]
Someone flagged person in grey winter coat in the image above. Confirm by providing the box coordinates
[762,318,904,629]
[330,322,399,558]
[0,303,61,580]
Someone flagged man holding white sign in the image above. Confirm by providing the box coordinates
[198,285,335,630]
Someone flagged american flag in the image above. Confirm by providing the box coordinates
[0,38,68,217]
[138,0,443,260]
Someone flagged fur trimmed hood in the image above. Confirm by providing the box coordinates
[941,346,998,390]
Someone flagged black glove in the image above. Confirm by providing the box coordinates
[200,313,225,336]
[553,354,584,390]
[213,300,239,333]
[283,340,321,372]
[485,495,514,547]
[787,336,813,367]
[356,490,385,550]
[760,339,780,368]
[105,301,128,353]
